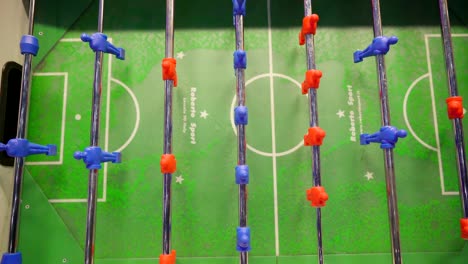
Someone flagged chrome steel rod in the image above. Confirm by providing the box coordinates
[438,0,468,217]
[162,0,175,255]
[162,81,174,254]
[84,169,99,264]
[234,12,248,264]
[26,0,36,36]
[7,0,36,253]
[303,1,324,263]
[371,0,402,263]
[84,0,105,263]
[84,51,104,264]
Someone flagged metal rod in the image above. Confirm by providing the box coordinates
[84,170,99,264]
[26,0,36,35]
[7,0,36,253]
[84,0,105,263]
[438,0,468,217]
[165,0,175,62]
[162,0,175,255]
[162,79,174,254]
[371,0,402,263]
[234,12,248,264]
[303,1,324,263]
[84,52,104,264]
[97,0,104,34]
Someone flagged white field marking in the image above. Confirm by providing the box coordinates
[403,73,437,152]
[230,73,305,157]
[267,0,280,257]
[102,52,113,202]
[424,34,464,196]
[425,34,468,38]
[46,39,118,203]
[26,72,68,166]
[97,250,464,260]
[425,35,446,195]
[426,33,468,195]
[429,33,468,195]
[110,78,141,153]
[49,198,105,203]
[59,38,83,42]
[59,37,114,42]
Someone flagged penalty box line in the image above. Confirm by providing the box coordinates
[424,33,468,196]
[26,72,68,166]
[34,38,113,203]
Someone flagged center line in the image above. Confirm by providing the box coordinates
[267,0,280,257]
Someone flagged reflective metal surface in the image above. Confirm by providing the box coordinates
[438,0,468,218]
[7,0,36,254]
[303,1,324,263]
[84,0,105,263]
[162,0,175,256]
[234,11,248,264]
[84,50,104,264]
[371,0,402,263]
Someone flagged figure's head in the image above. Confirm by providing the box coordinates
[310,14,319,22]
[388,36,398,45]
[396,130,407,138]
[237,228,250,250]
[80,33,90,42]
[238,235,249,248]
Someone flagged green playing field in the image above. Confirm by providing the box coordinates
[12,0,468,263]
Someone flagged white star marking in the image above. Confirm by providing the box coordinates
[364,171,374,180]
[175,175,184,184]
[336,110,345,118]
[176,52,185,59]
[200,110,209,119]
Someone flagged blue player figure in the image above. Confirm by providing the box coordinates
[74,146,121,170]
[354,36,398,63]
[236,227,251,252]
[360,126,407,149]
[234,50,247,69]
[234,106,248,125]
[81,33,125,60]
[233,0,246,16]
[0,138,56,157]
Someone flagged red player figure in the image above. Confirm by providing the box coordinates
[446,96,464,119]
[299,14,319,45]
[304,127,326,146]
[461,218,468,239]
[160,250,176,264]
[162,58,178,87]
[301,69,322,94]
[306,186,328,207]
[160,154,176,174]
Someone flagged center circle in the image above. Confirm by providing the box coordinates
[230,73,306,157]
